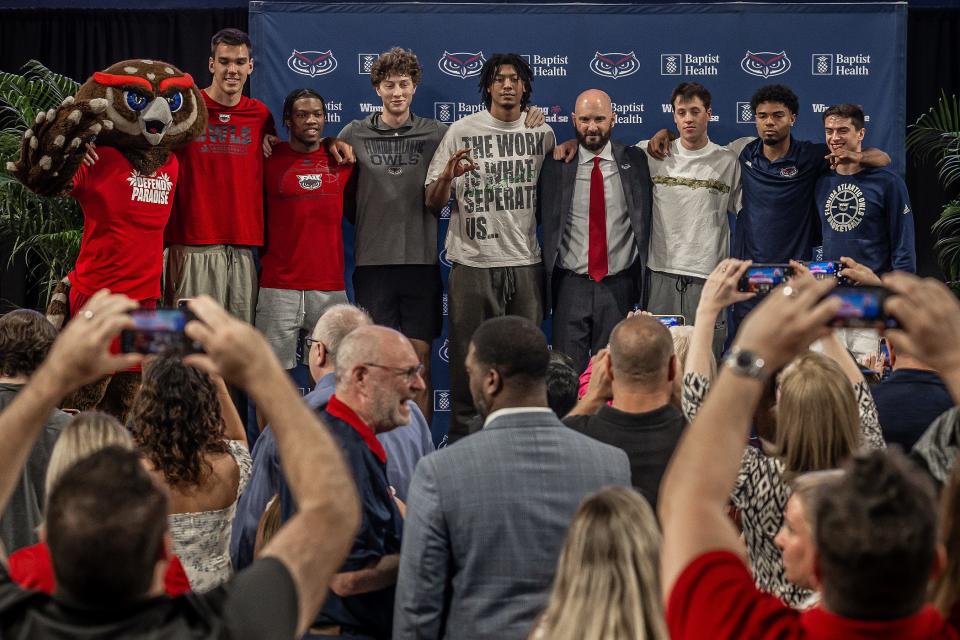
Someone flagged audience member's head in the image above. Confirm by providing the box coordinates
[308,304,373,383]
[608,315,676,398]
[536,486,667,640]
[45,411,133,499]
[46,446,168,606]
[775,352,860,478]
[467,316,549,418]
[815,449,939,620]
[775,470,843,594]
[335,325,424,432]
[130,355,227,488]
[0,309,57,380]
[546,351,578,418]
[932,452,960,617]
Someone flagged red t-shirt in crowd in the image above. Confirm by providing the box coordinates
[165,91,274,247]
[69,146,176,300]
[667,550,959,640]
[7,542,191,596]
[259,142,353,291]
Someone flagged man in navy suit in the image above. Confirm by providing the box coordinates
[393,316,631,640]
[539,89,653,373]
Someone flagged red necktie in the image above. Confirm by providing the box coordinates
[588,156,608,282]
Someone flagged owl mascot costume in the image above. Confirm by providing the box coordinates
[7,59,207,419]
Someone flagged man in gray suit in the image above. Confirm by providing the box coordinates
[539,89,653,373]
[393,316,631,640]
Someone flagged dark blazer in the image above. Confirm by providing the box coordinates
[538,141,653,310]
[393,409,631,640]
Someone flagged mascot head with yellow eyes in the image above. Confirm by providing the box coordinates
[9,58,206,196]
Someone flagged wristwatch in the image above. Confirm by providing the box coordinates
[723,348,769,381]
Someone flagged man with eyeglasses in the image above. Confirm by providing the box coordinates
[278,323,424,639]
[231,305,434,571]
[254,88,354,375]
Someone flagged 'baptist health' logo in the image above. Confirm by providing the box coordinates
[434,102,458,123]
[736,102,754,124]
[740,50,791,78]
[358,53,378,75]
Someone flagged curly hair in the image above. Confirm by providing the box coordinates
[129,354,227,488]
[750,84,799,115]
[478,53,533,111]
[0,309,57,378]
[370,47,422,87]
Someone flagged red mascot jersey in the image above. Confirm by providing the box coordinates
[165,91,274,247]
[260,142,353,291]
[69,146,177,300]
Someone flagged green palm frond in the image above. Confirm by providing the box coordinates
[0,60,82,306]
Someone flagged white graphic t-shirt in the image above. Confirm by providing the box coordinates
[426,111,555,267]
[639,138,741,279]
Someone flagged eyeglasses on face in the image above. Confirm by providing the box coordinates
[363,362,424,383]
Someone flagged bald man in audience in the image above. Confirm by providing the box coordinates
[539,89,652,373]
[278,325,425,639]
[233,305,433,570]
[563,314,686,511]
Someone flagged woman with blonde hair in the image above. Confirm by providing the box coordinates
[680,259,884,606]
[530,486,668,640]
[7,411,190,595]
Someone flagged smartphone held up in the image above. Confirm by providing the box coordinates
[120,308,202,355]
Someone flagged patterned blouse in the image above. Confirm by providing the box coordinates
[681,372,885,607]
[168,440,252,592]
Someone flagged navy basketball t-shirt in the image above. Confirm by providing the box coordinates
[731,137,829,263]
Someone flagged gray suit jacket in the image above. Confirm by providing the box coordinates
[538,141,653,310]
[393,409,631,640]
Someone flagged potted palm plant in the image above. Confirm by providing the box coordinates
[0,60,83,306]
[906,91,960,286]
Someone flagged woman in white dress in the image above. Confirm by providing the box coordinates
[129,354,251,592]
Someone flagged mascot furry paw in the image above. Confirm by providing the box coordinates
[9,59,207,422]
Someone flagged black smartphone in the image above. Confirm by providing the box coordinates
[737,264,795,294]
[653,314,686,327]
[827,286,898,329]
[120,309,202,355]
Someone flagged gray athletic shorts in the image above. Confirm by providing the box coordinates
[255,287,348,369]
[164,245,258,325]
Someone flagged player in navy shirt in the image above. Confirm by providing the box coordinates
[814,103,915,274]
[724,85,891,331]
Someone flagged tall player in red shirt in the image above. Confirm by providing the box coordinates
[163,28,274,324]
[256,89,353,372]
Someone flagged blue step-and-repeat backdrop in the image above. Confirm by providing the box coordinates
[249,2,906,444]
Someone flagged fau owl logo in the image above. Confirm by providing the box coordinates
[287,50,338,78]
[589,52,640,79]
[438,51,486,78]
[740,51,791,78]
[297,174,323,190]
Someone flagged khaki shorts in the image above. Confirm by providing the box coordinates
[164,245,258,325]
